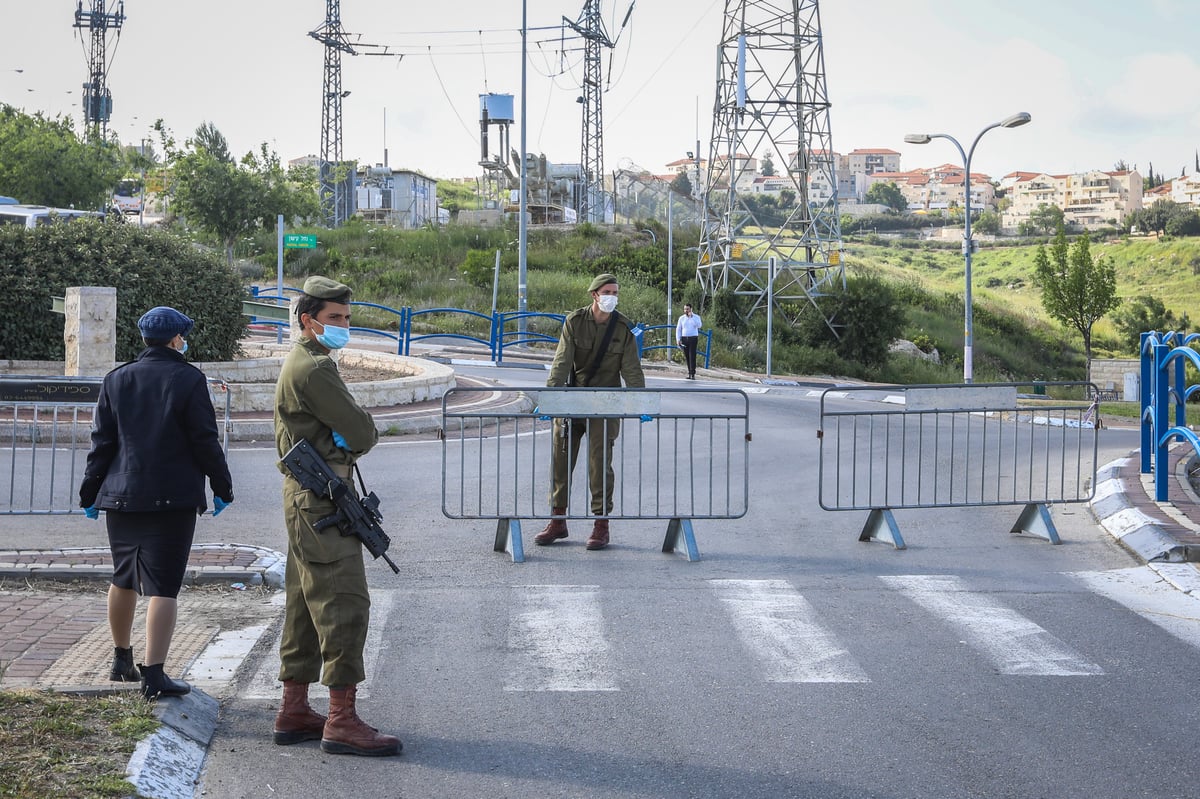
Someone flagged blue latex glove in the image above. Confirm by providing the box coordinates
[639,414,654,423]
[213,497,231,516]
[83,506,99,520]
[533,406,551,421]
[332,430,349,450]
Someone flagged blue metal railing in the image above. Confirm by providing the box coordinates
[638,324,712,369]
[1139,330,1200,500]
[248,285,714,366]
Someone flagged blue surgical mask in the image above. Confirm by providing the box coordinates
[180,339,188,355]
[312,319,350,350]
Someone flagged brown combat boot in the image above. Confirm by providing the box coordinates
[321,685,402,757]
[273,680,327,745]
[534,507,569,545]
[586,517,610,550]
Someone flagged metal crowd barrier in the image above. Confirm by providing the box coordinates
[0,375,231,515]
[441,386,751,562]
[818,382,1099,549]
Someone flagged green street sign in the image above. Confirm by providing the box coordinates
[284,233,317,249]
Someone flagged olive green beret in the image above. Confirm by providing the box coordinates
[588,273,618,292]
[302,275,352,300]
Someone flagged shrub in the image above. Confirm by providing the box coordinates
[0,220,246,361]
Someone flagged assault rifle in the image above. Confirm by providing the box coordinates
[280,438,400,574]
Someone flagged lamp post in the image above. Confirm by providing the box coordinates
[904,112,1031,383]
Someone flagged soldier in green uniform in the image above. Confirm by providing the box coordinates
[272,275,401,757]
[534,273,646,550]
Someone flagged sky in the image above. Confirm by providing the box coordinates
[3,1,1200,184]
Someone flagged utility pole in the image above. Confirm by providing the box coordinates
[73,0,125,144]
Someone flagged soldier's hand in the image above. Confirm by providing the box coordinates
[639,414,654,423]
[332,430,350,450]
[83,506,99,520]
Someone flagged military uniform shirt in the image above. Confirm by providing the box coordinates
[548,307,646,389]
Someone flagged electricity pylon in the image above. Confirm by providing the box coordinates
[309,0,398,227]
[73,0,125,144]
[699,0,843,329]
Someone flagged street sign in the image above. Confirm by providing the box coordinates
[284,234,317,249]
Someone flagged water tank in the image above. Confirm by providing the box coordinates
[479,93,514,123]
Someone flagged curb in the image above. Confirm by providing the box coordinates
[1090,456,1198,562]
[126,689,221,799]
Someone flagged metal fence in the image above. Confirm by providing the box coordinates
[1139,331,1200,500]
[818,382,1100,549]
[441,386,751,562]
[1,375,231,516]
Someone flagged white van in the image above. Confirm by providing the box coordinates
[0,204,104,229]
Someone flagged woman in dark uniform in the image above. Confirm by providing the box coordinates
[80,306,234,699]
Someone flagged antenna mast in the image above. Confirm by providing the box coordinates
[700,0,843,327]
[73,0,125,144]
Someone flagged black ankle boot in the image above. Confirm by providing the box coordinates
[139,662,191,700]
[110,647,141,682]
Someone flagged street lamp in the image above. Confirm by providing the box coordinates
[904,111,1031,383]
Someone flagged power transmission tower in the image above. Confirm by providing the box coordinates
[699,0,843,329]
[309,1,398,228]
[564,1,633,224]
[73,0,125,144]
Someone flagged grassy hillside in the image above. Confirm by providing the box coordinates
[845,234,1200,357]
[232,220,1200,382]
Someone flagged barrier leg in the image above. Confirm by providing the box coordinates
[663,518,700,562]
[494,518,525,563]
[1010,503,1061,544]
[859,508,905,550]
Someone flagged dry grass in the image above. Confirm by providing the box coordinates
[0,689,158,798]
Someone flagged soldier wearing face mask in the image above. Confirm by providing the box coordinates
[535,273,646,551]
[272,275,400,757]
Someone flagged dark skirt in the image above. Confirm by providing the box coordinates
[106,509,197,598]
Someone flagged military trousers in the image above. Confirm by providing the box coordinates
[278,476,371,687]
[548,416,621,515]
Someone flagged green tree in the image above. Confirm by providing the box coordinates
[1033,225,1120,378]
[669,171,693,198]
[865,181,907,212]
[1024,202,1065,236]
[168,122,317,264]
[801,275,905,368]
[0,105,124,210]
[760,153,776,176]
[1110,295,1191,353]
[973,210,1001,236]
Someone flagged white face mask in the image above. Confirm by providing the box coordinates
[597,294,618,313]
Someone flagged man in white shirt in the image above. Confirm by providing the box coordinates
[675,304,703,379]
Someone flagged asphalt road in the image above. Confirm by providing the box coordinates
[126,368,1200,797]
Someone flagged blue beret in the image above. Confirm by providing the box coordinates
[138,306,194,339]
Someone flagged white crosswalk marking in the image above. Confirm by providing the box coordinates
[881,575,1104,676]
[709,578,869,683]
[505,584,618,692]
[241,589,400,701]
[1068,566,1200,649]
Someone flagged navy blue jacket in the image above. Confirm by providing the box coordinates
[80,347,234,513]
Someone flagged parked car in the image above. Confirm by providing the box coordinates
[0,204,104,228]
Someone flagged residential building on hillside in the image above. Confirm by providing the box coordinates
[863,165,996,212]
[846,148,901,175]
[1002,169,1142,231]
[1168,173,1200,207]
[665,155,708,198]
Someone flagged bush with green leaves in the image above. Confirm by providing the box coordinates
[0,220,247,362]
[800,275,905,368]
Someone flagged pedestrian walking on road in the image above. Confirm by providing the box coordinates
[273,275,401,757]
[675,303,702,379]
[535,273,646,550]
[79,305,234,700]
